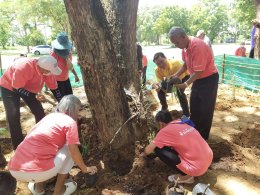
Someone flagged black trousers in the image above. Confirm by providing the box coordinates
[154,146,185,175]
[142,66,147,85]
[190,73,219,140]
[57,78,73,96]
[1,87,45,149]
[157,75,190,116]
[249,47,254,58]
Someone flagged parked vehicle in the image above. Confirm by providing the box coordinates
[31,45,51,55]
[244,40,251,45]
[225,38,235,43]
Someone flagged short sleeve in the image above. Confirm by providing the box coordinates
[12,61,34,89]
[65,120,80,145]
[191,43,208,71]
[44,75,58,90]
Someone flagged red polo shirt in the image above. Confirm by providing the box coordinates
[182,37,218,79]
[50,50,72,81]
[154,120,213,176]
[0,58,57,93]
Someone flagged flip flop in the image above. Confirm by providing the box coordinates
[63,181,77,195]
[168,175,194,184]
[28,182,45,195]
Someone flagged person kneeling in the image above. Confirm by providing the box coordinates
[143,110,213,184]
[8,95,97,195]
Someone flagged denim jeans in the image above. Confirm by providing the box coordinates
[1,87,45,149]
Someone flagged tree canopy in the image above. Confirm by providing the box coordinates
[0,0,256,48]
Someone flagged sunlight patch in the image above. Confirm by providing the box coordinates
[232,106,256,114]
[219,176,260,195]
[224,115,239,122]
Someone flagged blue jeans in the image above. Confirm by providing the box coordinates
[1,87,45,149]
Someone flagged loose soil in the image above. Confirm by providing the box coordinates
[0,84,259,195]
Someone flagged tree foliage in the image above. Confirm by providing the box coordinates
[0,0,257,47]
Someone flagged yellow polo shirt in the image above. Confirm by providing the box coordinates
[155,59,189,82]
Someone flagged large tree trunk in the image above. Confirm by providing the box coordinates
[254,0,260,59]
[64,0,142,152]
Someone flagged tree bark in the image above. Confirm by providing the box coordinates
[64,0,141,151]
[254,0,260,59]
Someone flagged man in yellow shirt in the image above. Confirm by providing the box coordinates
[153,52,190,116]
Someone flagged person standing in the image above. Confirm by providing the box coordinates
[153,52,190,117]
[249,22,256,58]
[196,30,212,49]
[143,110,213,184]
[8,95,97,195]
[51,32,79,96]
[137,43,143,76]
[235,42,246,57]
[142,54,148,85]
[0,56,63,149]
[168,26,219,140]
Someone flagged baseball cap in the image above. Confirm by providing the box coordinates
[38,56,61,75]
[196,29,205,37]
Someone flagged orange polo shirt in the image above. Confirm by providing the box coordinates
[50,50,72,81]
[235,47,246,57]
[0,58,57,93]
[142,55,148,67]
[154,120,213,176]
[182,37,218,79]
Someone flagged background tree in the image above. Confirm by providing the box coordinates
[153,6,189,44]
[137,6,161,44]
[0,1,12,49]
[64,0,143,172]
[189,0,229,42]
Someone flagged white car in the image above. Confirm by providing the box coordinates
[244,40,251,45]
[31,45,51,55]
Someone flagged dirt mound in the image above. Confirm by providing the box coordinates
[0,84,260,194]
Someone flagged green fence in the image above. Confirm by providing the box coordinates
[1,55,260,97]
[215,54,260,92]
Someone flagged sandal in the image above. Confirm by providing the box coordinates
[63,181,77,195]
[168,174,194,184]
[28,182,45,195]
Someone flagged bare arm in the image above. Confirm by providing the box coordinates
[68,144,97,174]
[173,63,187,78]
[144,142,156,156]
[175,71,203,89]
[71,68,79,83]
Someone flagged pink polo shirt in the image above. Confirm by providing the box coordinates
[154,120,213,176]
[50,51,72,81]
[8,113,80,172]
[182,37,218,79]
[0,58,57,92]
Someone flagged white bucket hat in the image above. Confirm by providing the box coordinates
[38,56,61,75]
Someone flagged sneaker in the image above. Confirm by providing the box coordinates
[168,174,194,184]
[28,182,45,195]
[63,180,77,195]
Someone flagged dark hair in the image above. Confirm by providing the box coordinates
[20,53,27,57]
[153,52,166,62]
[155,110,172,123]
